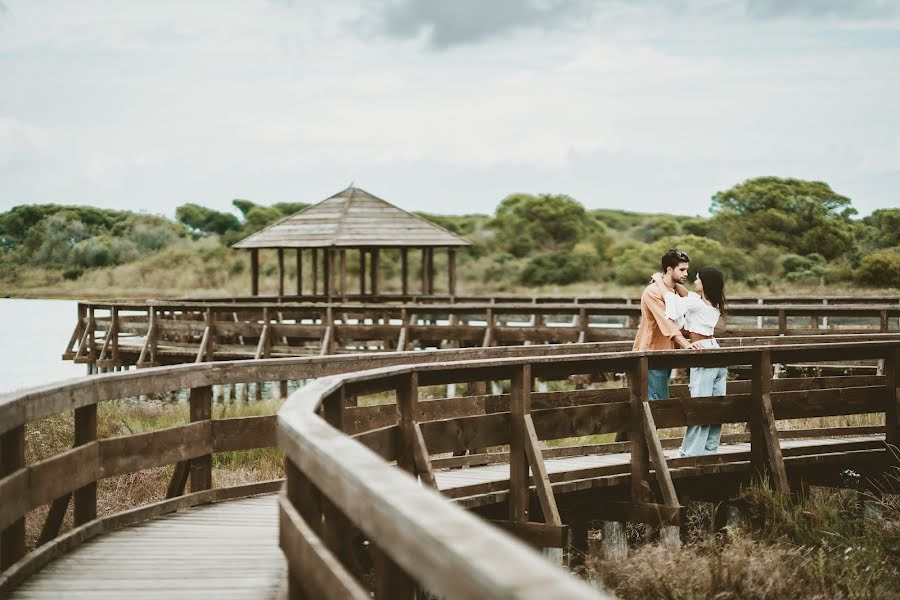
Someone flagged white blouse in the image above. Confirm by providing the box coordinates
[664,291,720,336]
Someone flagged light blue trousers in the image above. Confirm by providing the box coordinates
[680,341,728,456]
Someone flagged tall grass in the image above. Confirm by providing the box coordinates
[586,478,900,599]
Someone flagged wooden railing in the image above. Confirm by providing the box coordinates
[63,298,900,369]
[183,292,900,306]
[3,335,900,597]
[278,338,900,598]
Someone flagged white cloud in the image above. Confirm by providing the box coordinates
[0,0,898,217]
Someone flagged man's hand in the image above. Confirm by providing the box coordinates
[650,272,663,284]
[673,333,692,349]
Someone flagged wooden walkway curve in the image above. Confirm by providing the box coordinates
[8,496,284,600]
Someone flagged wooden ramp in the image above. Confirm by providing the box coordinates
[9,496,285,600]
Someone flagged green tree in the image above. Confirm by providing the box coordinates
[492,193,593,257]
[861,208,900,249]
[519,251,595,286]
[175,203,241,236]
[710,177,856,259]
[854,249,900,288]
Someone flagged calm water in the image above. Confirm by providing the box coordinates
[0,298,85,394]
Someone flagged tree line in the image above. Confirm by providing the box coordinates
[1,177,897,289]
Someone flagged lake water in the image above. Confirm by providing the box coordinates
[0,298,86,394]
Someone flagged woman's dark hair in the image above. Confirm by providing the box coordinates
[698,266,726,314]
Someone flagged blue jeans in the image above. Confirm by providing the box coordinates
[648,369,671,401]
[680,341,727,456]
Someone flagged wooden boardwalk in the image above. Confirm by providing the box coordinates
[9,434,884,599]
[9,496,285,600]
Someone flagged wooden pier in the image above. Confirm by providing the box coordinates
[61,296,900,370]
[3,334,900,598]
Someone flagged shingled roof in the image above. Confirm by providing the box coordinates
[232,187,471,249]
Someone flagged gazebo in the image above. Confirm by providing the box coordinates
[232,186,471,300]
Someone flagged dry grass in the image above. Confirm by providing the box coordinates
[586,479,900,600]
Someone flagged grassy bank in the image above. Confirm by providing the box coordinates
[586,479,900,599]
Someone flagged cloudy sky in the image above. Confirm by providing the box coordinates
[1,0,898,219]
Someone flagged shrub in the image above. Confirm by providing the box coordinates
[519,251,594,286]
[854,248,900,288]
[779,253,826,284]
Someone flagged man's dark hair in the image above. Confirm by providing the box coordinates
[661,248,690,273]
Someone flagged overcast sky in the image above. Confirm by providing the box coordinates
[1,0,898,219]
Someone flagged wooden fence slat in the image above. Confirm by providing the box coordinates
[509,364,530,523]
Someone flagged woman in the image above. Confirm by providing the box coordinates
[651,266,727,456]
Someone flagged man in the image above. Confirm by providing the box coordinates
[617,249,693,441]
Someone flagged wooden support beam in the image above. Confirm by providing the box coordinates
[255,324,271,360]
[412,423,436,489]
[72,405,97,526]
[373,543,416,600]
[359,249,366,296]
[324,248,332,301]
[401,248,409,295]
[523,414,561,526]
[250,248,259,296]
[371,247,380,298]
[420,248,428,294]
[339,249,347,299]
[885,347,899,447]
[641,402,678,508]
[312,248,319,296]
[278,248,285,300]
[165,459,191,499]
[629,357,651,503]
[427,247,435,295]
[448,248,456,297]
[37,493,72,546]
[509,364,530,523]
[296,248,303,296]
[751,351,790,493]
[1,425,25,569]
[488,521,570,549]
[190,386,212,493]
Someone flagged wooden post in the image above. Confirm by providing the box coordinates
[359,249,366,296]
[205,307,215,362]
[339,249,347,299]
[629,357,651,503]
[401,248,409,296]
[371,247,380,298]
[427,247,435,295]
[149,306,158,366]
[324,249,332,301]
[190,386,213,493]
[750,350,789,493]
[420,248,428,295]
[1,425,25,569]
[881,310,889,333]
[312,248,319,296]
[250,249,259,297]
[296,248,303,297]
[448,248,457,297]
[110,306,119,364]
[885,347,899,447]
[73,405,97,526]
[509,364,531,523]
[778,309,787,335]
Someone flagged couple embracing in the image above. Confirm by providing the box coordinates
[632,248,727,457]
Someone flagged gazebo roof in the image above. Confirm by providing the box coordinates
[232,186,471,249]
